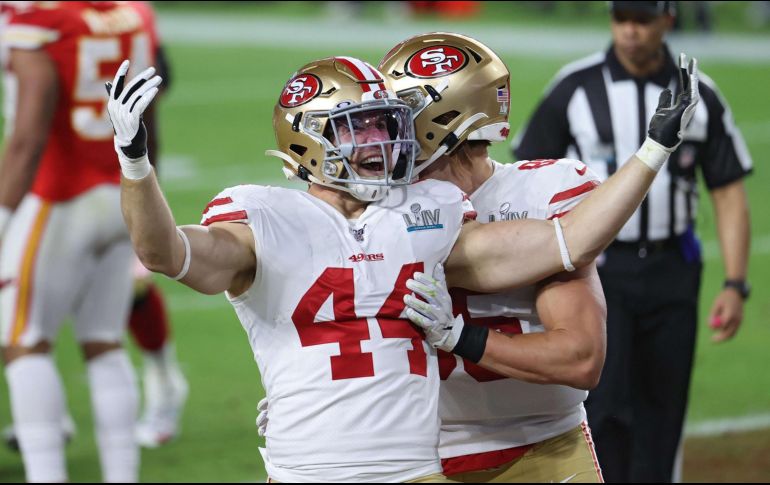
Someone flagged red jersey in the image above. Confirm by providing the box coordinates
[3,1,159,201]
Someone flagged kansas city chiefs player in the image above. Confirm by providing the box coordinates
[0,1,169,482]
[110,38,696,481]
[380,32,698,482]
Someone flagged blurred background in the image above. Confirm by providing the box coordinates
[1,1,768,482]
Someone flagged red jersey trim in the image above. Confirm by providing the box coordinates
[581,421,605,482]
[547,210,570,220]
[442,444,534,476]
[203,196,234,214]
[549,180,599,205]
[202,210,248,227]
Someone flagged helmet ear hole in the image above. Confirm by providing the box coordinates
[290,144,307,156]
[432,110,460,126]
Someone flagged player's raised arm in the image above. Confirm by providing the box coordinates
[107,61,256,296]
[446,55,699,292]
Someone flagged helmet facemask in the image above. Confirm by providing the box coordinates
[306,99,419,202]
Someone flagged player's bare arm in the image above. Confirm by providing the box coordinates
[478,264,606,390]
[108,60,256,296]
[406,263,606,385]
[0,49,58,217]
[445,54,699,293]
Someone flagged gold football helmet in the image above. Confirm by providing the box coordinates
[378,32,510,176]
[266,56,418,202]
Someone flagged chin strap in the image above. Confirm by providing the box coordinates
[265,149,388,202]
[413,112,489,178]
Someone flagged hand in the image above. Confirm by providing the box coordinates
[105,60,162,179]
[256,397,268,438]
[403,263,464,352]
[647,53,700,151]
[708,288,744,343]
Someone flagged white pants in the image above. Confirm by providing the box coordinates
[1,185,134,346]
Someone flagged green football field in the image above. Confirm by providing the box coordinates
[1,4,769,482]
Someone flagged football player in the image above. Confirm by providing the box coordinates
[383,33,697,483]
[0,2,165,481]
[0,1,188,454]
[108,44,696,480]
[380,32,607,482]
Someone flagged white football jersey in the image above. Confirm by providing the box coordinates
[200,181,474,483]
[439,158,602,460]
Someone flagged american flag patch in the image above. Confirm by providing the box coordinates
[497,88,509,102]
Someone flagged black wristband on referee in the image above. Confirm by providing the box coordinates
[451,324,489,364]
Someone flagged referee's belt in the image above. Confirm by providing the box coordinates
[609,237,679,258]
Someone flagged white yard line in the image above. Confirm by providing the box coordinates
[685,413,770,438]
[157,12,770,64]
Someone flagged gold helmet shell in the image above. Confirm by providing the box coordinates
[267,56,418,202]
[379,32,510,174]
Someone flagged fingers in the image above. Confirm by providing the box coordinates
[406,276,438,301]
[120,66,156,104]
[257,397,267,412]
[105,81,113,96]
[711,317,740,343]
[405,306,433,328]
[656,89,673,111]
[129,76,162,112]
[404,293,433,316]
[111,59,130,99]
[679,53,689,95]
[709,293,742,342]
[689,57,700,102]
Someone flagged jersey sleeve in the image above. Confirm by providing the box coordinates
[200,186,251,226]
[3,9,61,50]
[515,158,601,220]
[696,78,753,189]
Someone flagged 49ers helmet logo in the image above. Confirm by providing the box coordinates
[405,46,468,78]
[280,74,322,108]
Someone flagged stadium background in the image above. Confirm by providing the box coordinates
[0,1,768,481]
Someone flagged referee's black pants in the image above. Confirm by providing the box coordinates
[585,242,702,483]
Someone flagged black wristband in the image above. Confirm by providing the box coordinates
[120,121,148,159]
[451,324,489,364]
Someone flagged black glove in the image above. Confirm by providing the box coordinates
[647,53,700,151]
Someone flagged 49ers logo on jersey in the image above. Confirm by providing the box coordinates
[405,46,468,78]
[280,74,322,108]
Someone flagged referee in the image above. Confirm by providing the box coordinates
[513,1,752,482]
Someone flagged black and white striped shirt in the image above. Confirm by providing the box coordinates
[513,45,753,243]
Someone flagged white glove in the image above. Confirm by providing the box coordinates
[403,263,465,352]
[105,59,162,180]
[256,397,268,438]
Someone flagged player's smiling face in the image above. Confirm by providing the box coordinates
[332,110,393,178]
